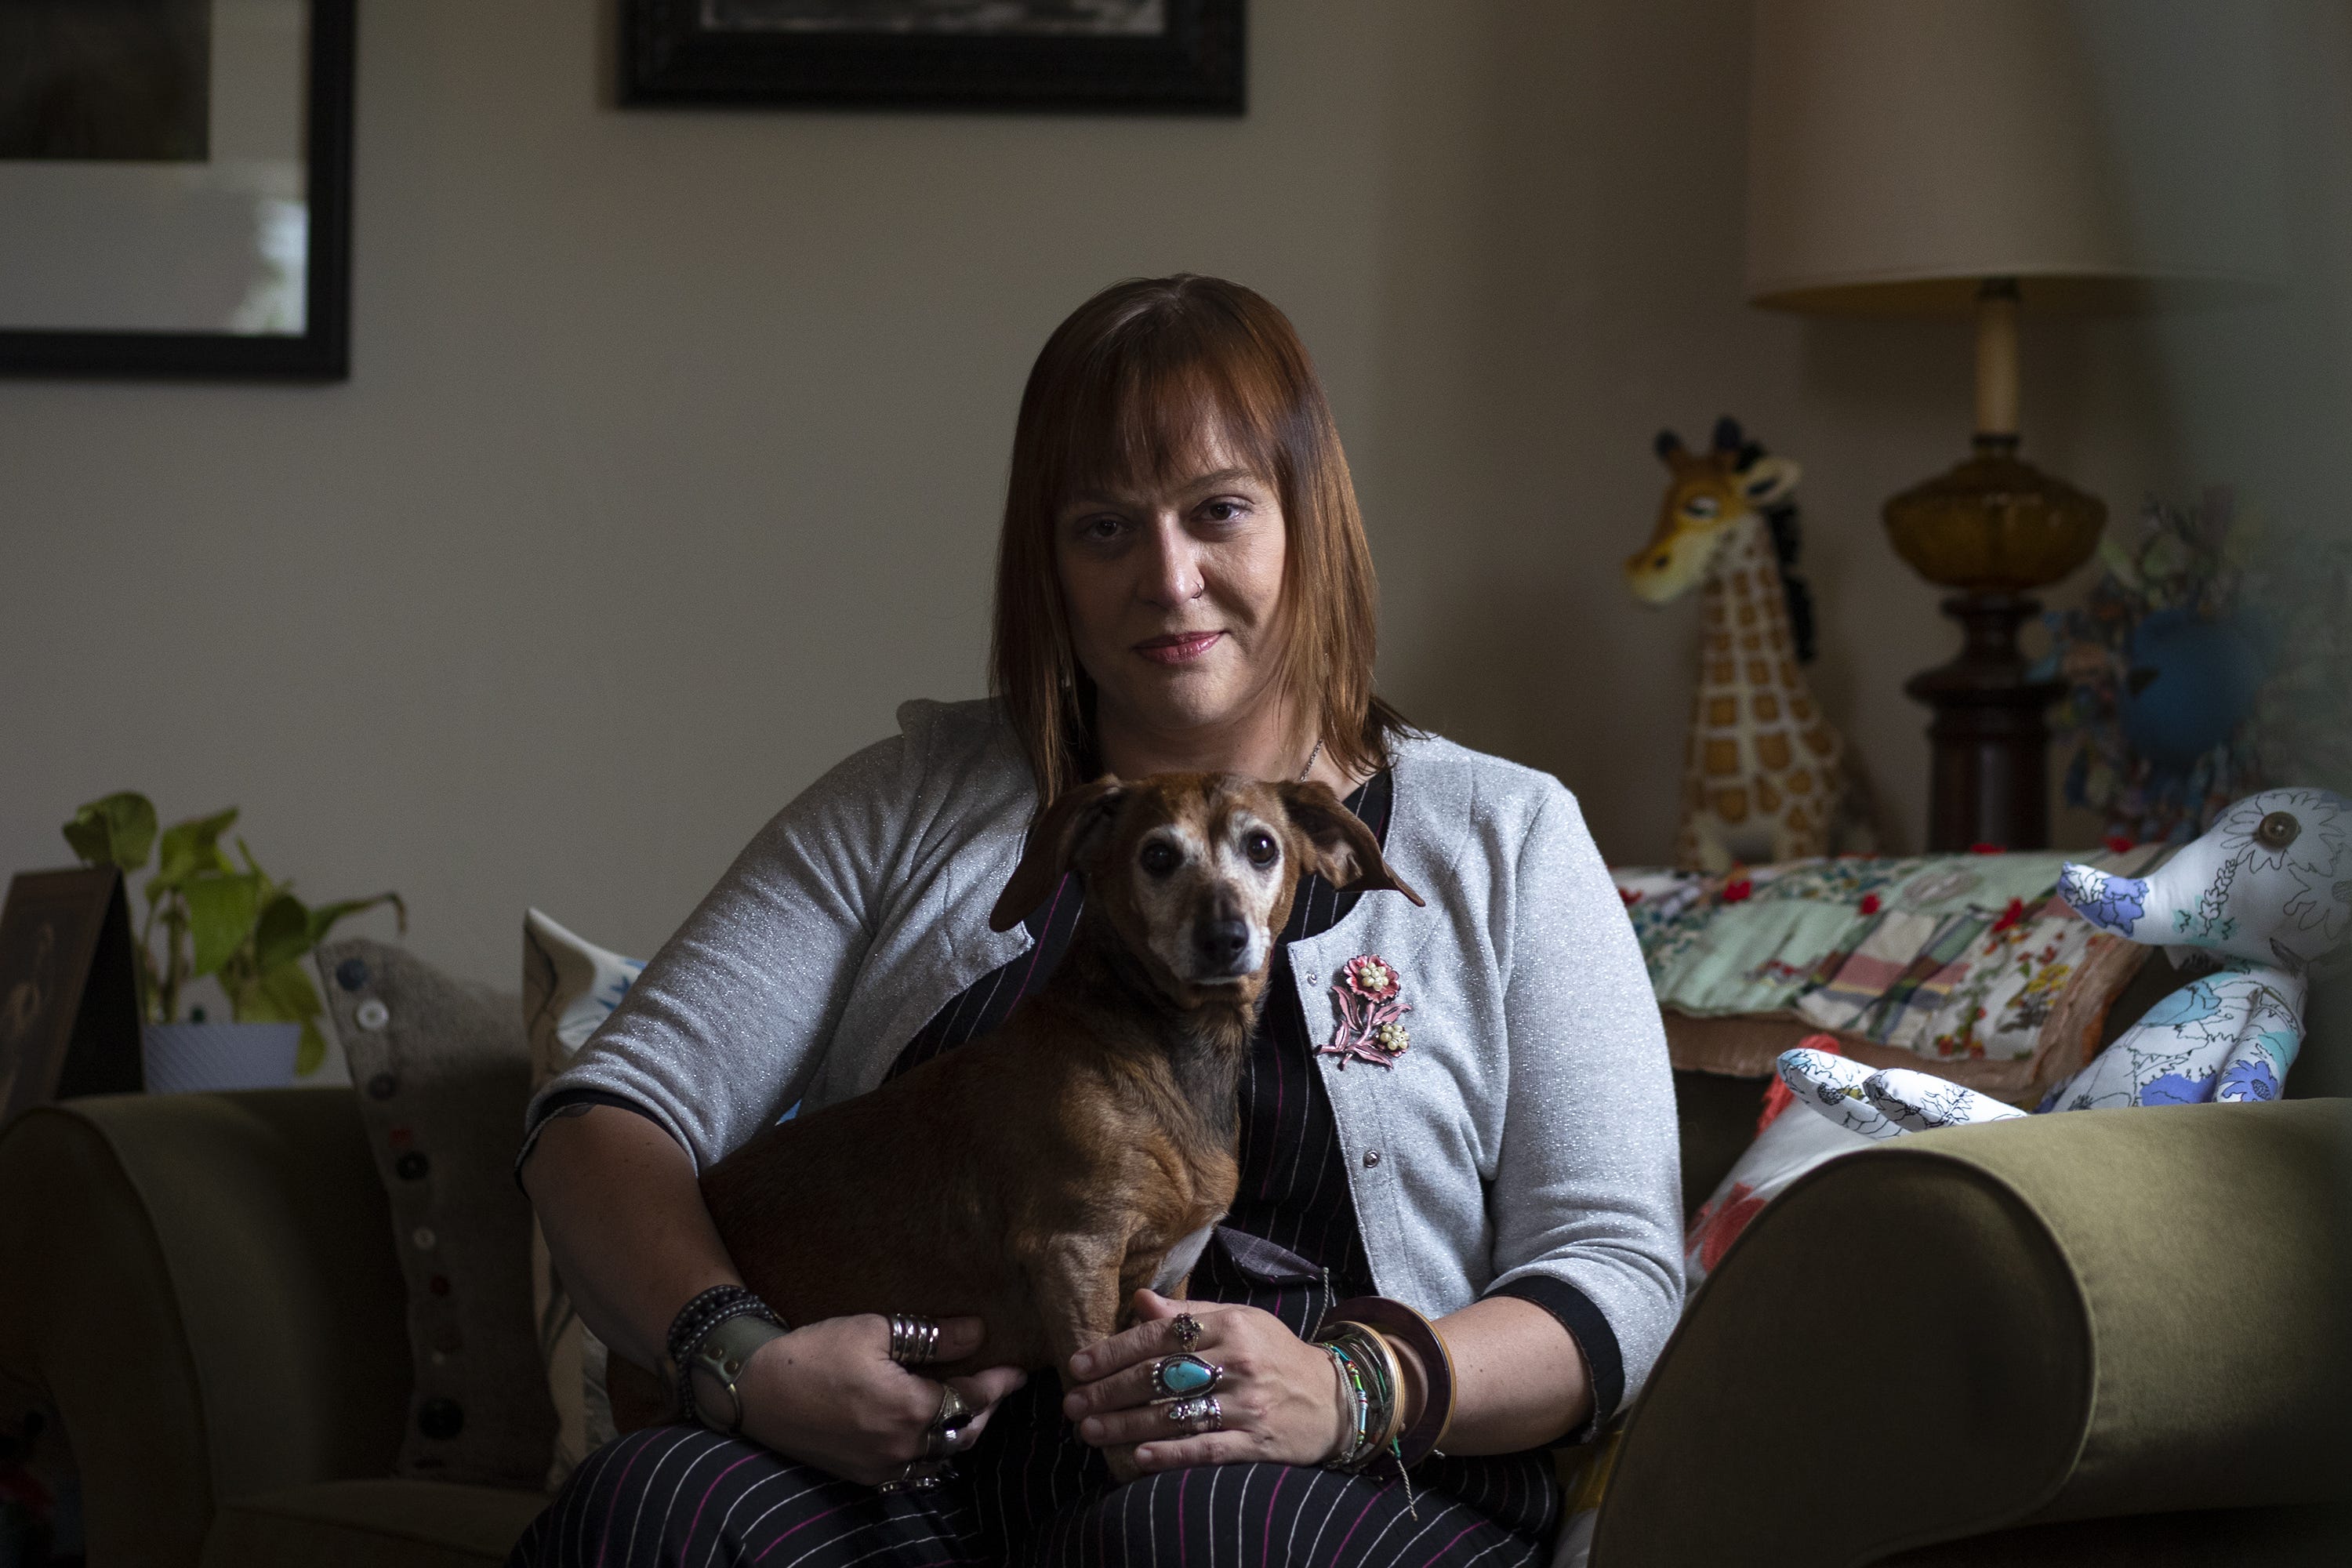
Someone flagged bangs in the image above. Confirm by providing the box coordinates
[1045,307,1299,508]
[994,274,1407,804]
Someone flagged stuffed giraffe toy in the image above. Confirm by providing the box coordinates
[1626,418,1862,872]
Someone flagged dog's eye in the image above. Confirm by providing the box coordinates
[2258,811,2300,849]
[1139,841,1180,876]
[1244,830,1279,867]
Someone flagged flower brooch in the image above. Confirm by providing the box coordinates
[1322,954,1411,1068]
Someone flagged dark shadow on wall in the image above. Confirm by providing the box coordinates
[1355,0,1948,862]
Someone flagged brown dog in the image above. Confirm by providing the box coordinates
[610,771,1420,1421]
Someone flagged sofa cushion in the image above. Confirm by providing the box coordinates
[198,1479,549,1568]
[318,940,555,1490]
[521,909,643,1484]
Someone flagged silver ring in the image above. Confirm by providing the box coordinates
[876,1458,948,1494]
[924,1385,975,1459]
[888,1313,942,1367]
[1170,1313,1203,1352]
[1163,1394,1222,1434]
[1148,1355,1224,1401]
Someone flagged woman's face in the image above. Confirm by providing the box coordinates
[1054,433,1290,746]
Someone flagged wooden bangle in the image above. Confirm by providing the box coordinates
[1329,1296,1456,1465]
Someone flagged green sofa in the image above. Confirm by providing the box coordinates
[2,1080,2345,1566]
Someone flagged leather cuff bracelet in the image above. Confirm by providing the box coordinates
[690,1312,790,1436]
[1328,1295,1456,1465]
[666,1285,784,1428]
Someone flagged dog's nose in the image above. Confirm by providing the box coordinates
[1196,919,1252,971]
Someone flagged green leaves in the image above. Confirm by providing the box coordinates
[185,873,265,978]
[299,891,408,949]
[252,892,314,971]
[230,888,405,1069]
[63,792,158,871]
[248,890,405,975]
[150,808,239,902]
[53,789,405,1036]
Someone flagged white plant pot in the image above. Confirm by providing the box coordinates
[142,1022,303,1094]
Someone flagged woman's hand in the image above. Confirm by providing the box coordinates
[1062,1290,1349,1477]
[724,1313,1026,1487]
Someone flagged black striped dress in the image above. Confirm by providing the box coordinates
[511,771,1572,1567]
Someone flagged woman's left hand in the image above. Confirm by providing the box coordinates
[1062,1290,1350,1476]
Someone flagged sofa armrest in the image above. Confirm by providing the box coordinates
[1593,1099,2352,1567]
[0,1091,411,1566]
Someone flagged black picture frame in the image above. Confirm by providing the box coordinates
[0,0,357,381]
[622,1,1244,114]
[0,868,143,1129]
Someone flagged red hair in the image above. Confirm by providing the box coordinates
[990,275,1409,800]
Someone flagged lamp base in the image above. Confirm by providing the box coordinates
[1882,437,2105,590]
[1904,593,2063,852]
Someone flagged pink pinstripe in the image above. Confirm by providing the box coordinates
[1414,1522,1485,1568]
[677,1450,763,1562]
[1323,1484,1388,1567]
[750,1501,852,1563]
[591,1432,664,1568]
[1256,1464,1290,1567]
[1018,875,1073,993]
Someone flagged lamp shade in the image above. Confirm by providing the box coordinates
[1745,0,2141,314]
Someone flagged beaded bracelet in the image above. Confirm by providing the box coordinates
[1327,1296,1457,1465]
[1322,1343,1374,1470]
[1315,1324,1402,1472]
[666,1285,783,1425]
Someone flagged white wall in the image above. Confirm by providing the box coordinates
[4,0,2341,992]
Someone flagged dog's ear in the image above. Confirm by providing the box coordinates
[990,775,1127,931]
[1277,781,1425,906]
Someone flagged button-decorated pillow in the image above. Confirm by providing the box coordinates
[316,938,556,1490]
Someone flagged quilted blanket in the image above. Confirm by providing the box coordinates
[1613,846,2171,1097]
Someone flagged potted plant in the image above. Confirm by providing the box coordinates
[63,792,404,1091]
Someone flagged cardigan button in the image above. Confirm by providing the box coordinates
[1363,1149,1381,1168]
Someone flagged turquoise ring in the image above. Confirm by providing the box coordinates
[1149,1354,1223,1401]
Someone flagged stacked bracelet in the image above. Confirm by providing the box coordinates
[1313,1321,1403,1472]
[666,1285,785,1427]
[1322,1343,1374,1470]
[1327,1296,1457,1465]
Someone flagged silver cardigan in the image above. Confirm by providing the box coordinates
[535,699,1686,1403]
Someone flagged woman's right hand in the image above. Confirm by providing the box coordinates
[722,1313,1027,1486]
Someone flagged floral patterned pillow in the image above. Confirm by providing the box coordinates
[1682,1054,1874,1293]
[521,909,644,1485]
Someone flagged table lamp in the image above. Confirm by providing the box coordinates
[1745,0,2149,851]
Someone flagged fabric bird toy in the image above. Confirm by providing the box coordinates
[1780,787,2350,1138]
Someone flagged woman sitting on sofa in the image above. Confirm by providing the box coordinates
[513,274,1681,1567]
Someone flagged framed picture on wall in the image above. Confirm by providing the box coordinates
[622,1,1245,114]
[0,0,356,380]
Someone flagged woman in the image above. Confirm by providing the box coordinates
[514,275,1681,1567]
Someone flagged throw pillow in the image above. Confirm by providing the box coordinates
[315,938,557,1490]
[1682,1040,1875,1293]
[521,909,644,1484]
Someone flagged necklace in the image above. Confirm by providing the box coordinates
[1298,738,1323,782]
